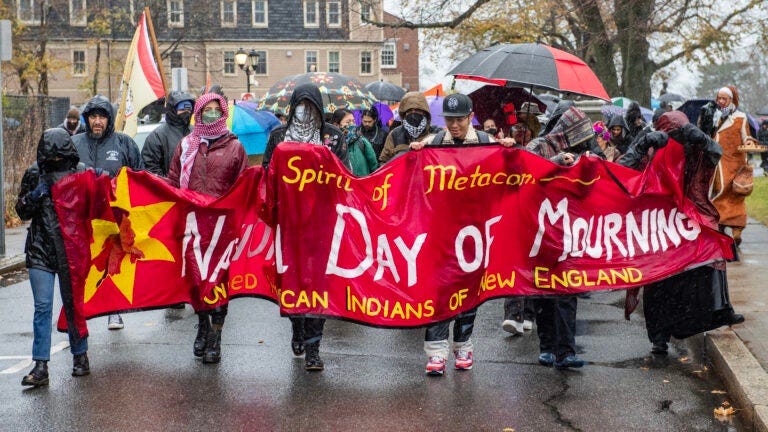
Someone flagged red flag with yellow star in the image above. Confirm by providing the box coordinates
[53,167,276,332]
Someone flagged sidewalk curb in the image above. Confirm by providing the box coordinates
[706,329,768,432]
[0,254,25,275]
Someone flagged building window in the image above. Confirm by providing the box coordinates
[360,51,372,75]
[70,0,86,26]
[18,0,42,24]
[73,50,86,76]
[305,51,318,73]
[170,51,183,69]
[327,1,341,27]
[360,2,374,24]
[167,0,184,27]
[223,51,236,75]
[328,51,340,73]
[221,0,236,27]
[303,1,318,27]
[381,41,396,69]
[252,0,268,27]
[253,50,267,75]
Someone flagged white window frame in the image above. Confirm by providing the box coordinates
[327,1,341,27]
[360,2,374,25]
[381,41,396,69]
[223,50,236,76]
[360,50,373,76]
[18,0,42,25]
[305,50,318,73]
[220,0,237,27]
[69,0,87,26]
[167,0,184,28]
[303,0,319,28]
[72,49,87,76]
[327,50,340,73]
[251,0,268,27]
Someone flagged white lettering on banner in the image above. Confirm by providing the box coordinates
[529,198,701,262]
[182,212,229,281]
[455,216,502,272]
[275,224,288,274]
[326,204,426,287]
[231,223,274,262]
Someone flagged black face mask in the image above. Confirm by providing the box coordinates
[405,113,425,127]
[178,112,192,125]
[485,128,497,135]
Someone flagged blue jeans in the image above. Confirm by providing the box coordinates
[30,268,88,360]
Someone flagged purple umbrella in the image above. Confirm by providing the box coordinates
[352,102,394,130]
[426,95,480,127]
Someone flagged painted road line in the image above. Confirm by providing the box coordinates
[1,341,70,374]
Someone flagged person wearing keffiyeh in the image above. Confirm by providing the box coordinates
[167,92,248,364]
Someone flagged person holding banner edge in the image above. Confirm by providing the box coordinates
[409,93,514,375]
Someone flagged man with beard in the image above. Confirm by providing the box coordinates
[58,106,86,136]
[262,83,347,371]
[360,106,387,158]
[73,94,144,331]
[378,92,432,164]
[141,91,196,177]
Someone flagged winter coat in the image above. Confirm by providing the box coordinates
[16,128,85,273]
[167,132,249,198]
[527,107,605,164]
[73,95,144,177]
[141,91,195,176]
[361,124,386,158]
[711,110,751,227]
[428,127,492,146]
[347,134,379,176]
[624,102,647,144]
[379,92,432,164]
[262,84,348,168]
[606,115,631,155]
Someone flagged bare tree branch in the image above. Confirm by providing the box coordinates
[361,0,494,29]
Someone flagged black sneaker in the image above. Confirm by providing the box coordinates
[202,329,222,364]
[193,317,211,357]
[72,353,90,377]
[304,342,324,371]
[21,361,49,387]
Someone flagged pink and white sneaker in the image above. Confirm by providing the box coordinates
[454,349,474,370]
[425,356,447,376]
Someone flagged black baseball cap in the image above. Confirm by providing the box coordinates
[441,93,473,117]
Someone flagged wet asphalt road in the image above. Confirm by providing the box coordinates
[0,276,742,431]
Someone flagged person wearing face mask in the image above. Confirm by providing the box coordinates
[141,91,196,177]
[482,118,504,140]
[332,108,378,176]
[73,94,144,331]
[262,83,347,372]
[167,93,249,364]
[378,91,433,164]
[706,86,754,246]
[360,107,387,158]
[58,106,86,136]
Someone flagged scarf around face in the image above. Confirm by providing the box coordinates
[285,104,322,144]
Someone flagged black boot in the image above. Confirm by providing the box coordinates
[202,327,222,364]
[291,319,305,356]
[72,353,90,377]
[304,342,324,371]
[21,360,49,387]
[193,314,211,357]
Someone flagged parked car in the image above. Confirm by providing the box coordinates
[133,122,162,152]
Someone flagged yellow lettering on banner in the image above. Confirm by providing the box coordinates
[280,289,329,309]
[477,271,516,295]
[229,273,258,291]
[535,267,644,290]
[203,283,228,305]
[345,286,435,319]
[371,173,393,210]
[280,156,352,192]
[423,164,535,193]
[449,288,469,310]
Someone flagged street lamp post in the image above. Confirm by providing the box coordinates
[235,47,260,94]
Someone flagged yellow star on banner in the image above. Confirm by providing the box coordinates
[85,170,176,304]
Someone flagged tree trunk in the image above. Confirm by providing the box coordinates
[614,0,656,105]
[92,41,101,96]
[569,0,620,97]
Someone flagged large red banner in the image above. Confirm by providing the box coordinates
[53,141,732,330]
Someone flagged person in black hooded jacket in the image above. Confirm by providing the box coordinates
[262,83,347,372]
[141,91,195,176]
[17,128,92,386]
[73,94,144,330]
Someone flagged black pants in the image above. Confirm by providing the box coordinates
[504,297,536,322]
[425,308,477,342]
[199,305,227,325]
[534,296,577,361]
[290,317,325,345]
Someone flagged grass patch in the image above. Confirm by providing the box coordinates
[746,176,768,226]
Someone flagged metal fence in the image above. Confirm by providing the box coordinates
[4,95,71,129]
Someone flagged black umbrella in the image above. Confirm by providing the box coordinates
[364,80,406,102]
[658,93,686,103]
[757,104,768,116]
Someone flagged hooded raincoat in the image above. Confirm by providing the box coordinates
[141,91,195,176]
[379,92,432,164]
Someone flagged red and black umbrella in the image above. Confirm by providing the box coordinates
[449,43,610,101]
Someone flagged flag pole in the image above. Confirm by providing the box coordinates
[114,16,139,133]
[143,7,168,98]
